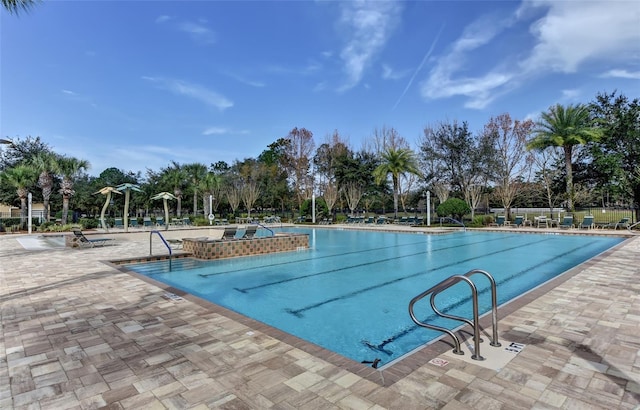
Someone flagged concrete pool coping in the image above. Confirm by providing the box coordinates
[1,225,639,408]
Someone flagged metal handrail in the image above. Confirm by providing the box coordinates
[408,269,501,360]
[254,221,274,236]
[440,217,466,231]
[150,230,172,271]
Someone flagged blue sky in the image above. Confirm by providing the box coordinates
[2,1,639,176]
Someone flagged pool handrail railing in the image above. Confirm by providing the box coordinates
[440,217,466,231]
[408,269,500,361]
[150,230,172,271]
[254,221,274,236]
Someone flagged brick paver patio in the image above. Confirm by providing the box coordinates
[1,226,638,409]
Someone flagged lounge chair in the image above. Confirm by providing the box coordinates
[143,217,153,228]
[222,227,237,240]
[72,229,113,248]
[182,217,191,226]
[495,215,507,227]
[536,216,548,228]
[606,217,630,230]
[130,218,139,228]
[114,218,124,229]
[512,215,525,227]
[578,215,594,229]
[242,225,257,239]
[376,217,387,224]
[559,216,574,229]
[156,217,165,227]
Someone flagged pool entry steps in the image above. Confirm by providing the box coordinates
[409,269,501,361]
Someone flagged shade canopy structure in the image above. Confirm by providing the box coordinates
[151,192,176,231]
[94,187,122,231]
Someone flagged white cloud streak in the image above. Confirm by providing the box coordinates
[142,76,233,111]
[392,24,444,111]
[337,1,402,91]
[178,21,215,44]
[600,69,640,80]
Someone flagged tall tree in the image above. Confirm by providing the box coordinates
[527,104,601,212]
[1,164,37,228]
[483,113,535,218]
[282,127,315,210]
[184,162,208,216]
[589,91,640,220]
[30,152,59,222]
[161,162,186,217]
[372,147,421,219]
[421,121,493,218]
[57,156,90,224]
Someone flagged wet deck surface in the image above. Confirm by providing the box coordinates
[1,225,639,409]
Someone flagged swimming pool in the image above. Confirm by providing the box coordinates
[124,228,624,367]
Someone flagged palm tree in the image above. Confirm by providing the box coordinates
[199,172,221,217]
[2,0,40,15]
[151,192,176,231]
[527,104,601,211]
[57,156,90,224]
[95,186,121,231]
[1,164,37,229]
[184,162,208,216]
[161,162,186,217]
[116,183,142,232]
[30,152,59,222]
[372,147,421,219]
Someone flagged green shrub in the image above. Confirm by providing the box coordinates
[436,198,471,221]
[301,197,329,221]
[79,218,99,229]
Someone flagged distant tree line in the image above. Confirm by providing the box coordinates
[1,90,639,229]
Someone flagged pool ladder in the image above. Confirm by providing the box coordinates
[408,269,500,361]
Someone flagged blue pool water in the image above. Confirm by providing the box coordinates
[125,229,624,366]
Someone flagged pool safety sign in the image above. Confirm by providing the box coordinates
[505,342,525,354]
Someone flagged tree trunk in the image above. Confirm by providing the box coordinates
[62,196,70,224]
[564,145,574,212]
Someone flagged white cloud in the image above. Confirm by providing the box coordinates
[202,127,228,135]
[421,15,514,109]
[142,76,233,111]
[520,0,640,73]
[155,15,171,24]
[600,69,640,80]
[421,1,640,110]
[62,89,77,96]
[337,1,403,91]
[178,21,215,44]
[561,89,581,101]
[381,64,409,80]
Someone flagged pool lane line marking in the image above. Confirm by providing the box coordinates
[284,236,554,317]
[233,234,515,293]
[361,240,600,355]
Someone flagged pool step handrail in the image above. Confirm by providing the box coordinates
[150,230,172,271]
[440,217,466,231]
[254,221,274,236]
[408,269,500,360]
[628,221,640,233]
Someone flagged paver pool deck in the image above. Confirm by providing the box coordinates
[1,225,639,409]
